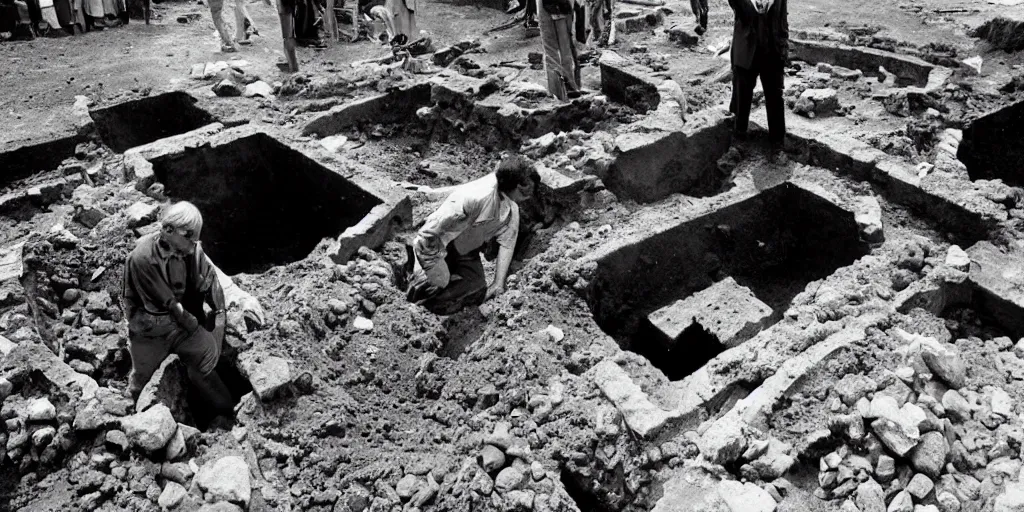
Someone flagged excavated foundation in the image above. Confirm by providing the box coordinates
[90,92,217,153]
[958,99,1024,187]
[149,132,383,274]
[0,135,82,189]
[588,182,870,380]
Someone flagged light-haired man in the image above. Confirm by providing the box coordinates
[122,202,232,412]
[405,156,539,314]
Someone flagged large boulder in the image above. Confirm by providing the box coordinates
[119,404,177,452]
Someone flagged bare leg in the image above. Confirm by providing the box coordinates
[209,0,235,47]
[370,5,394,41]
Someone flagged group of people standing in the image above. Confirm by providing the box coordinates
[0,0,128,38]
[534,0,789,160]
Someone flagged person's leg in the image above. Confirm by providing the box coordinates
[537,2,566,100]
[573,1,584,44]
[732,64,757,138]
[208,0,234,48]
[385,0,408,39]
[423,250,487,315]
[370,5,395,41]
[175,325,234,412]
[127,332,171,399]
[586,0,601,45]
[759,58,786,151]
[233,0,249,41]
[125,313,177,399]
[406,3,415,37]
[277,0,298,71]
[553,15,578,92]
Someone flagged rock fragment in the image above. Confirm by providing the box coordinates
[120,404,177,452]
[196,455,251,506]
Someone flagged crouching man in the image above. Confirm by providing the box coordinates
[406,156,540,314]
[122,202,233,414]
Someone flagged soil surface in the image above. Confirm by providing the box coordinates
[3,0,1024,511]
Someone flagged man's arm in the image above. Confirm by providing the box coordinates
[486,202,520,301]
[486,244,514,300]
[195,248,226,344]
[205,277,227,344]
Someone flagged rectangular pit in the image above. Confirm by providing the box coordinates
[90,92,218,153]
[587,183,870,380]
[0,134,83,189]
[149,132,385,275]
[957,99,1024,187]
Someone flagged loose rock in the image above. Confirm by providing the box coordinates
[196,455,251,506]
[120,404,177,452]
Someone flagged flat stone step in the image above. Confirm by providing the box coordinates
[648,277,773,350]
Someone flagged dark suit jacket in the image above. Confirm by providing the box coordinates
[728,0,788,70]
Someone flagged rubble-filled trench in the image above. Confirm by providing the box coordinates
[4,7,1024,512]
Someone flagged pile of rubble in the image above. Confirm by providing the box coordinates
[808,328,1024,512]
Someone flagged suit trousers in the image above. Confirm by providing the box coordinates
[732,52,785,149]
[538,2,577,100]
[690,0,707,29]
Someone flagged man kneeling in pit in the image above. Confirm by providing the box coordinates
[405,156,540,315]
[121,202,234,419]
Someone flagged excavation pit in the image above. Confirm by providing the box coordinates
[0,134,82,189]
[90,92,217,153]
[149,132,384,275]
[957,99,1024,187]
[587,183,870,380]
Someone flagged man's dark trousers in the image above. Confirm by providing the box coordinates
[421,244,487,315]
[732,49,785,149]
[690,0,707,30]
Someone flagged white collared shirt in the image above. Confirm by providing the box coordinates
[414,174,520,287]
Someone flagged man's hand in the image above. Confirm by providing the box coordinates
[484,282,505,301]
[213,312,226,345]
[407,271,441,303]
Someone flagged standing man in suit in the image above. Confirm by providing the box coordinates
[729,0,788,164]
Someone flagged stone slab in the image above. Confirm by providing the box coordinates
[606,106,732,203]
[789,39,934,87]
[648,277,772,350]
[967,241,1024,337]
[599,51,661,113]
[0,243,24,282]
[303,82,432,137]
[588,359,682,438]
